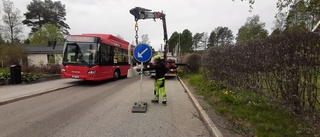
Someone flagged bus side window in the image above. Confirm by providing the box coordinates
[114,47,120,64]
[123,49,128,64]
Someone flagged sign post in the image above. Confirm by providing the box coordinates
[132,44,152,113]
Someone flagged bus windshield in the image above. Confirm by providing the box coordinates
[63,42,98,66]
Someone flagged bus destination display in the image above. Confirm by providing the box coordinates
[67,36,96,42]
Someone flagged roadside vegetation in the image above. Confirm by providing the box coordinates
[0,44,61,85]
[180,72,317,136]
[178,31,320,136]
[0,63,61,85]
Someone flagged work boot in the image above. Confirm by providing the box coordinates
[151,99,159,103]
[152,95,159,103]
[162,96,167,105]
[162,100,167,105]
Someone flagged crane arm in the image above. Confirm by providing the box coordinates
[130,7,168,60]
[130,7,164,20]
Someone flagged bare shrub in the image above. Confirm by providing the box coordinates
[202,31,320,114]
[22,65,46,74]
[22,64,61,74]
[45,64,61,74]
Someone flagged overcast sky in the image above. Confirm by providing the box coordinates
[10,0,279,50]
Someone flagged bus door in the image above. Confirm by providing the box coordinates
[98,44,115,79]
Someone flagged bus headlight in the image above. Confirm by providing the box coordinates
[88,70,96,74]
[61,68,66,72]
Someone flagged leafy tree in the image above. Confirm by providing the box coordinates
[236,15,268,43]
[2,0,23,44]
[22,0,70,35]
[236,0,320,33]
[192,32,204,50]
[207,27,234,47]
[308,0,320,30]
[180,29,193,53]
[285,1,309,31]
[236,0,320,22]
[207,30,217,48]
[284,0,320,31]
[29,23,63,45]
[215,26,234,46]
[168,31,180,53]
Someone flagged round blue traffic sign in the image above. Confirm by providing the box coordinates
[133,44,152,63]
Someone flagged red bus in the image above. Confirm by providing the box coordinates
[60,34,133,81]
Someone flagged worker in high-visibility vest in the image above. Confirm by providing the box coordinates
[144,54,167,105]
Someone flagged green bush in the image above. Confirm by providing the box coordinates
[0,73,10,80]
[0,72,40,82]
[22,72,40,82]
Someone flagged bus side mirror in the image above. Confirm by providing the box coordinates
[48,40,57,49]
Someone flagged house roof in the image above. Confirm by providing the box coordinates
[23,45,64,54]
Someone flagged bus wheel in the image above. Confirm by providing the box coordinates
[113,70,120,80]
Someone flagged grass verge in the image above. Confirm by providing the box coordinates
[0,68,9,73]
[184,73,317,137]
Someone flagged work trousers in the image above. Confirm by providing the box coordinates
[154,78,166,101]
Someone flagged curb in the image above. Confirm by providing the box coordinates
[178,76,223,137]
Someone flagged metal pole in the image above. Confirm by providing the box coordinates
[178,34,180,62]
[140,62,143,101]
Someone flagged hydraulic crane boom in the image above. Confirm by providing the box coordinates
[130,7,169,60]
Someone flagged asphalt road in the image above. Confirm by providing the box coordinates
[0,76,211,137]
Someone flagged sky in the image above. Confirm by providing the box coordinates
[9,0,279,50]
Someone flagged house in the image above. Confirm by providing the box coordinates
[23,45,64,67]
